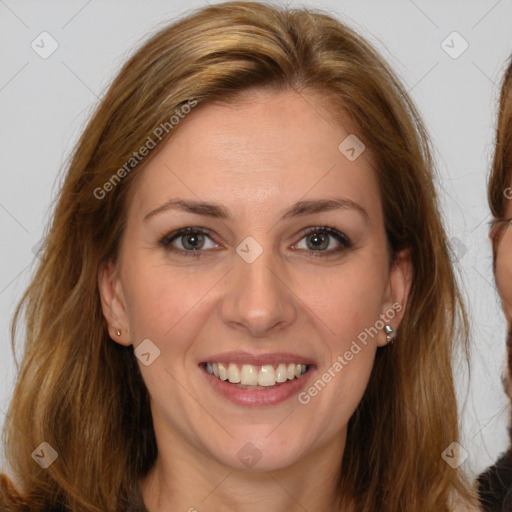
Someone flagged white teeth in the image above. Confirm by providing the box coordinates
[275,363,288,383]
[240,364,258,385]
[218,362,228,380]
[227,363,241,383]
[258,365,276,387]
[206,362,309,387]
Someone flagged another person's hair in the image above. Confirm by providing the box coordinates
[0,2,477,511]
[476,57,512,512]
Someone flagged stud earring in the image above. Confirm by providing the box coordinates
[116,329,121,336]
[384,325,396,345]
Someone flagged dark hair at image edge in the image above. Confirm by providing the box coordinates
[0,2,478,511]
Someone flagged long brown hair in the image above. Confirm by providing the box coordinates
[0,2,479,510]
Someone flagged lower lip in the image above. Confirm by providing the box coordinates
[200,365,315,407]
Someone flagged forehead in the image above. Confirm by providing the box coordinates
[127,89,382,222]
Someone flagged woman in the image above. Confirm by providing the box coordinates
[476,58,512,511]
[0,2,480,511]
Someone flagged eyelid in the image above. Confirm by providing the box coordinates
[159,226,220,249]
[291,226,352,250]
[159,225,353,257]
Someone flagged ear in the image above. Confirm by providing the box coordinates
[97,259,131,346]
[377,248,413,347]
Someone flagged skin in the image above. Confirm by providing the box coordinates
[98,89,412,512]
[493,179,512,397]
[495,184,512,322]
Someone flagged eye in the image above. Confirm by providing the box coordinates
[293,226,353,256]
[159,226,353,258]
[159,227,220,257]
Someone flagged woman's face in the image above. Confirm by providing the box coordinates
[99,89,411,472]
[495,178,512,323]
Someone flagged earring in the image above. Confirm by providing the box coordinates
[116,329,121,336]
[384,325,395,345]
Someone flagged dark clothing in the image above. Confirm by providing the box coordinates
[477,450,512,512]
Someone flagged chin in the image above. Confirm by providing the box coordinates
[209,433,308,472]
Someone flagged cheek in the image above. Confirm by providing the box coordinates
[298,257,388,340]
[120,256,219,344]
[294,258,387,408]
[319,278,383,328]
[121,247,389,348]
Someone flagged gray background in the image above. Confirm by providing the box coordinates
[0,0,511,481]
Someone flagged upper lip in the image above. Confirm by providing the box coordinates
[199,351,316,366]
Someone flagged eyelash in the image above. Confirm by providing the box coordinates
[158,226,353,258]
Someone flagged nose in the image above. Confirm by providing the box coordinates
[220,248,297,338]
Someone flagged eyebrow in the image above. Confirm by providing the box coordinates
[143,197,370,223]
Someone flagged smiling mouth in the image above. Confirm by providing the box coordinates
[201,362,311,389]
